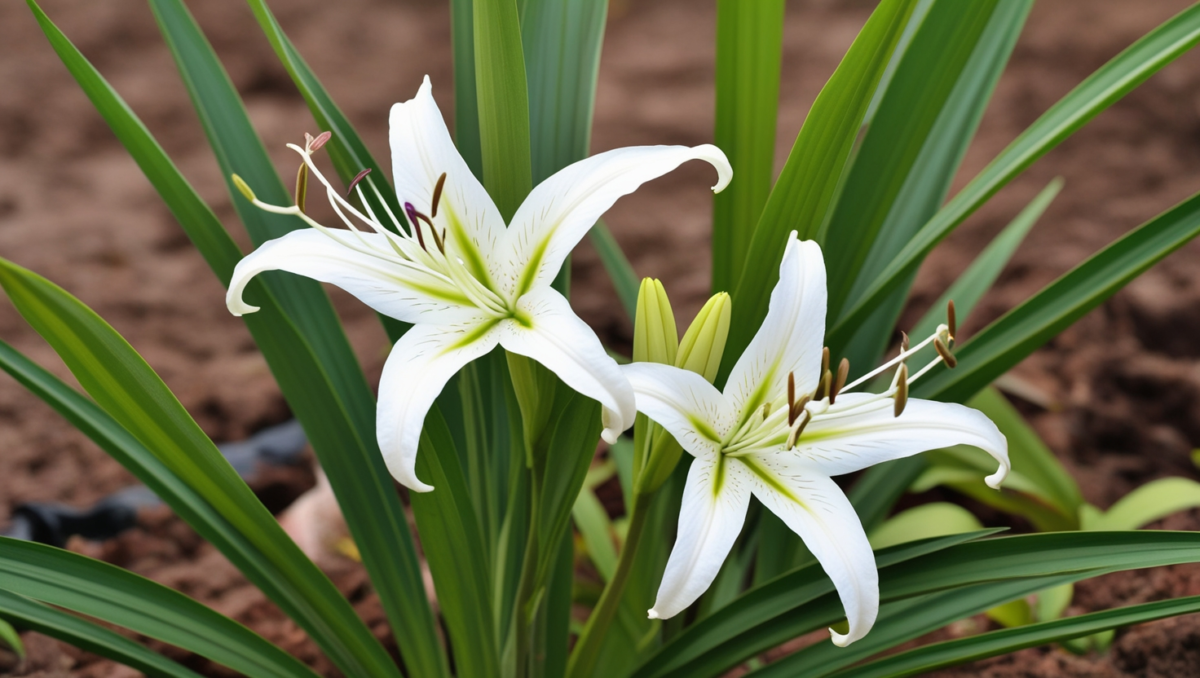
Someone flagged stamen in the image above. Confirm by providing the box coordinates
[934,337,957,368]
[814,369,832,402]
[789,394,810,424]
[947,300,957,343]
[821,346,830,375]
[294,163,308,213]
[346,168,372,198]
[787,372,796,424]
[310,131,332,152]
[786,410,812,449]
[830,358,849,404]
[232,173,256,202]
[431,172,447,218]
[894,364,909,417]
[901,331,910,353]
[762,402,772,421]
[405,202,428,251]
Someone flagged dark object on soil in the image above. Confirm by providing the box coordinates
[2,420,308,547]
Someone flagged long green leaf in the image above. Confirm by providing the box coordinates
[821,0,999,318]
[143,2,444,671]
[588,220,639,322]
[631,529,1002,678]
[474,0,533,219]
[0,615,23,661]
[410,409,500,678]
[835,0,1029,374]
[0,258,397,678]
[0,590,201,678]
[831,594,1200,678]
[635,531,1200,678]
[754,574,1085,678]
[830,2,1200,347]
[1085,478,1200,531]
[917,188,1200,403]
[452,0,485,179]
[723,0,916,376]
[711,0,784,293]
[0,539,318,678]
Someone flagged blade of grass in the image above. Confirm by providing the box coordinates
[0,590,203,678]
[0,539,320,678]
[588,219,639,322]
[711,0,785,293]
[829,2,1200,348]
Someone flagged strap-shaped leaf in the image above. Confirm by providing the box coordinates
[0,539,319,678]
[724,0,916,377]
[0,258,396,678]
[410,409,501,678]
[631,529,1003,678]
[634,531,1200,678]
[711,0,785,293]
[829,2,1200,347]
[0,590,203,678]
[27,4,443,673]
[588,220,639,321]
[752,573,1086,678]
[829,593,1200,678]
[474,0,533,219]
[821,0,999,318]
[916,188,1200,403]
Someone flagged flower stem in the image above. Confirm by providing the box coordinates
[565,490,654,678]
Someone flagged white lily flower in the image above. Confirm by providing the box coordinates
[227,76,732,492]
[621,232,1009,646]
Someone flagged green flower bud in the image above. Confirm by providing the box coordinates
[675,292,731,384]
[633,278,678,366]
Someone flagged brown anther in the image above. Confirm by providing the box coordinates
[830,358,849,405]
[431,172,447,218]
[934,337,957,368]
[346,168,372,198]
[894,364,909,417]
[310,131,332,152]
[429,224,446,254]
[294,163,308,214]
[787,410,812,449]
[900,331,910,354]
[947,300,957,343]
[787,372,796,424]
[304,132,315,149]
[821,346,830,375]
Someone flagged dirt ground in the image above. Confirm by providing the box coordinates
[2,0,1200,675]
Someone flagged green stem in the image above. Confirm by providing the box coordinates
[565,490,655,678]
[511,470,542,678]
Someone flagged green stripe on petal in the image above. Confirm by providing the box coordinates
[447,318,504,353]
[738,456,806,507]
[444,204,497,291]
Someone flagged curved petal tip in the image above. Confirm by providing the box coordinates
[985,465,1008,490]
[601,428,620,445]
[830,628,852,647]
[693,143,733,193]
[647,609,661,620]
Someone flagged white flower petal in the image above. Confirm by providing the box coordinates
[390,76,506,288]
[226,229,478,324]
[798,393,1010,489]
[649,453,751,619]
[741,458,877,646]
[621,362,736,459]
[499,287,635,443]
[377,317,501,492]
[497,145,732,299]
[724,234,826,418]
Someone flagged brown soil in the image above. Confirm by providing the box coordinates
[2,0,1200,675]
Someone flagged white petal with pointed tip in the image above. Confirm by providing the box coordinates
[742,458,877,646]
[497,144,732,299]
[621,362,736,459]
[649,453,751,619]
[499,287,635,443]
[226,229,479,324]
[377,317,502,492]
[389,76,506,285]
[797,393,1010,488]
[725,234,826,416]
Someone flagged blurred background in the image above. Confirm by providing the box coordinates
[2,0,1200,675]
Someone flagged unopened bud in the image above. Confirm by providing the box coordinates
[633,278,678,366]
[232,174,256,202]
[675,292,731,383]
